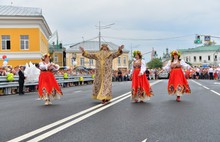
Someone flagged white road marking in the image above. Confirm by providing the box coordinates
[192,80,220,97]
[8,81,162,142]
[210,90,220,96]
[27,95,131,142]
[214,82,220,84]
[74,90,82,93]
[7,92,130,142]
[202,86,210,90]
[191,80,202,86]
[142,138,148,142]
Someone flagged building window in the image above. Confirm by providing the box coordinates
[80,57,84,66]
[89,59,94,66]
[185,57,188,62]
[2,35,10,50]
[20,35,29,50]
[214,55,217,61]
[118,57,121,65]
[194,56,196,62]
[54,55,58,63]
[123,57,126,65]
[199,56,202,62]
[208,55,211,61]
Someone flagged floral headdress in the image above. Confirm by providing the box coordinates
[170,50,181,57]
[41,53,50,60]
[133,50,142,58]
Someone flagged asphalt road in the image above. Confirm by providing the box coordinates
[1,79,220,142]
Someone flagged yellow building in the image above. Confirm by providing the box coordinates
[66,41,129,71]
[0,5,51,67]
[49,43,65,67]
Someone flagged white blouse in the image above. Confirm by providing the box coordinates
[130,59,146,75]
[163,60,191,72]
[39,62,60,71]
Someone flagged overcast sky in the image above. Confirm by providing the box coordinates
[1,0,220,61]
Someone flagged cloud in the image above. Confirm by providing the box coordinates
[2,0,220,61]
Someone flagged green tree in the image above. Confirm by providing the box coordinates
[147,58,163,69]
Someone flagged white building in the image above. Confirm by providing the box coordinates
[179,45,220,66]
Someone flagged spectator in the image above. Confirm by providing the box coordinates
[208,66,214,80]
[145,68,150,80]
[118,69,122,82]
[18,66,25,95]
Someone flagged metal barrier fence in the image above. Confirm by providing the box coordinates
[0,75,94,95]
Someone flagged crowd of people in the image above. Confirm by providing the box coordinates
[184,66,220,80]
[144,66,220,80]
[1,43,220,105]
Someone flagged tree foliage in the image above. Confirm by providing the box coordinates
[147,58,163,69]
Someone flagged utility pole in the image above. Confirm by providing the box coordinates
[96,21,115,49]
[99,21,101,49]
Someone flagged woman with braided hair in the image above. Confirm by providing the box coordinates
[159,50,191,102]
[130,50,154,103]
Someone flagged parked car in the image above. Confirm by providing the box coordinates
[158,70,169,79]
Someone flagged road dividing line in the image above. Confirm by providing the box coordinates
[191,80,220,96]
[8,81,162,142]
[142,138,148,142]
[27,81,162,142]
[7,92,130,142]
[191,80,210,90]
[27,95,131,142]
[202,86,210,90]
[191,80,202,86]
[210,90,220,96]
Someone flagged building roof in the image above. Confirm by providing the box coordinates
[0,5,51,38]
[0,5,42,16]
[67,41,129,53]
[179,45,220,53]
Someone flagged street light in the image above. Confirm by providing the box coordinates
[96,21,115,49]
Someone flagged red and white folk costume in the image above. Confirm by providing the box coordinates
[38,54,63,105]
[130,51,153,102]
[163,50,191,102]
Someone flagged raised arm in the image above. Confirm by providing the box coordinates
[180,60,191,70]
[158,60,171,74]
[79,47,98,60]
[163,60,171,72]
[112,45,124,59]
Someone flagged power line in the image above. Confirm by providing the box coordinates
[103,34,195,41]
[101,37,118,50]
[67,36,98,47]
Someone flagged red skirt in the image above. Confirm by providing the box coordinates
[38,71,63,99]
[214,73,218,79]
[168,68,191,95]
[131,68,153,102]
